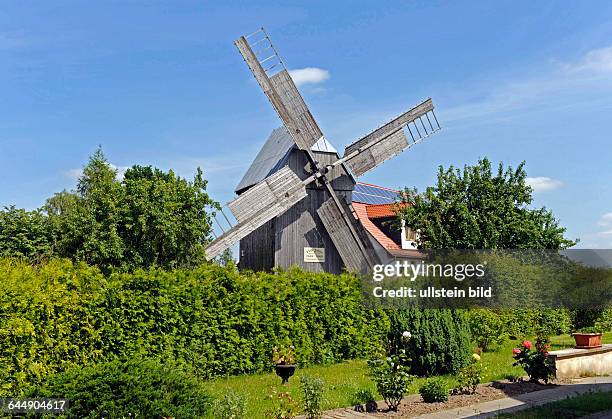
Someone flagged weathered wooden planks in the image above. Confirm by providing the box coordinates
[234,37,321,151]
[343,99,434,177]
[317,198,378,273]
[345,129,409,177]
[228,166,305,223]
[269,70,323,150]
[205,167,307,260]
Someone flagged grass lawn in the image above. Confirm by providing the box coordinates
[206,333,612,417]
[495,390,612,418]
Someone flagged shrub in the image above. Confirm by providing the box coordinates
[419,378,449,403]
[367,350,412,411]
[512,339,555,383]
[455,353,484,394]
[0,259,389,396]
[502,309,571,338]
[212,391,247,419]
[350,388,376,405]
[387,309,471,375]
[300,375,325,419]
[466,309,506,351]
[26,358,210,418]
[266,388,299,419]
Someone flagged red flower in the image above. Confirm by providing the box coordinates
[522,340,532,349]
[512,348,521,356]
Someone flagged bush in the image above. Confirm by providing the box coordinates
[27,358,210,418]
[300,375,325,419]
[502,309,571,338]
[387,309,471,375]
[512,339,555,383]
[213,391,247,419]
[419,378,449,403]
[266,389,299,419]
[466,309,506,351]
[350,388,376,405]
[455,353,485,394]
[367,350,412,411]
[0,259,389,396]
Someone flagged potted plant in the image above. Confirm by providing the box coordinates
[572,327,603,349]
[273,345,297,384]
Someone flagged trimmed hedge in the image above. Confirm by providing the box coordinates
[0,259,389,396]
[27,358,211,419]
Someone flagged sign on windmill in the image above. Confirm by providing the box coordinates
[205,28,441,274]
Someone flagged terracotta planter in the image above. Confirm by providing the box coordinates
[572,332,603,349]
[274,364,297,384]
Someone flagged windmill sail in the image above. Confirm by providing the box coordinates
[343,98,440,177]
[317,196,379,273]
[204,167,307,259]
[234,30,323,151]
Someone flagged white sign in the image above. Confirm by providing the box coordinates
[304,247,325,263]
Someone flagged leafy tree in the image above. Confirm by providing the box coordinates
[21,148,220,271]
[398,158,575,250]
[118,164,218,270]
[45,150,125,269]
[0,206,52,259]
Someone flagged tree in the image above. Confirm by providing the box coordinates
[398,158,575,250]
[0,206,52,259]
[40,149,219,271]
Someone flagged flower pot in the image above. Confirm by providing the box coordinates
[274,364,297,384]
[572,332,603,349]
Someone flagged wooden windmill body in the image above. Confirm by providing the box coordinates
[204,28,441,274]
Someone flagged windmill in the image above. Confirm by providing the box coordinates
[204,28,441,273]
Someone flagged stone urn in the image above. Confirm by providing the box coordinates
[274,364,297,384]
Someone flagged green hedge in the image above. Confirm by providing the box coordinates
[387,309,471,376]
[26,358,211,419]
[0,259,389,396]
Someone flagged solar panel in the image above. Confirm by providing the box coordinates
[352,183,400,204]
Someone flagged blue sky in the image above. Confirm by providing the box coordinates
[1,1,611,247]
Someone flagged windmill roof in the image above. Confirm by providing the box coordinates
[235,127,338,194]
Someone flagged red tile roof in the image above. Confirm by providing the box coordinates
[365,203,406,219]
[352,202,400,250]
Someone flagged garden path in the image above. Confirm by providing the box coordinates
[314,376,612,418]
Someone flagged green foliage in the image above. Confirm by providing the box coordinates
[213,390,247,419]
[0,206,52,259]
[500,309,571,338]
[44,149,219,272]
[466,309,506,351]
[398,158,575,250]
[300,375,325,419]
[367,350,412,411]
[1,149,218,271]
[595,309,612,332]
[350,388,376,405]
[387,309,471,376]
[511,339,555,383]
[27,358,211,419]
[455,354,485,394]
[571,308,605,331]
[266,389,299,419]
[0,259,388,396]
[419,377,449,403]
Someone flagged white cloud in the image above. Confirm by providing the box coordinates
[599,212,612,227]
[525,177,563,193]
[288,67,330,87]
[564,46,612,73]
